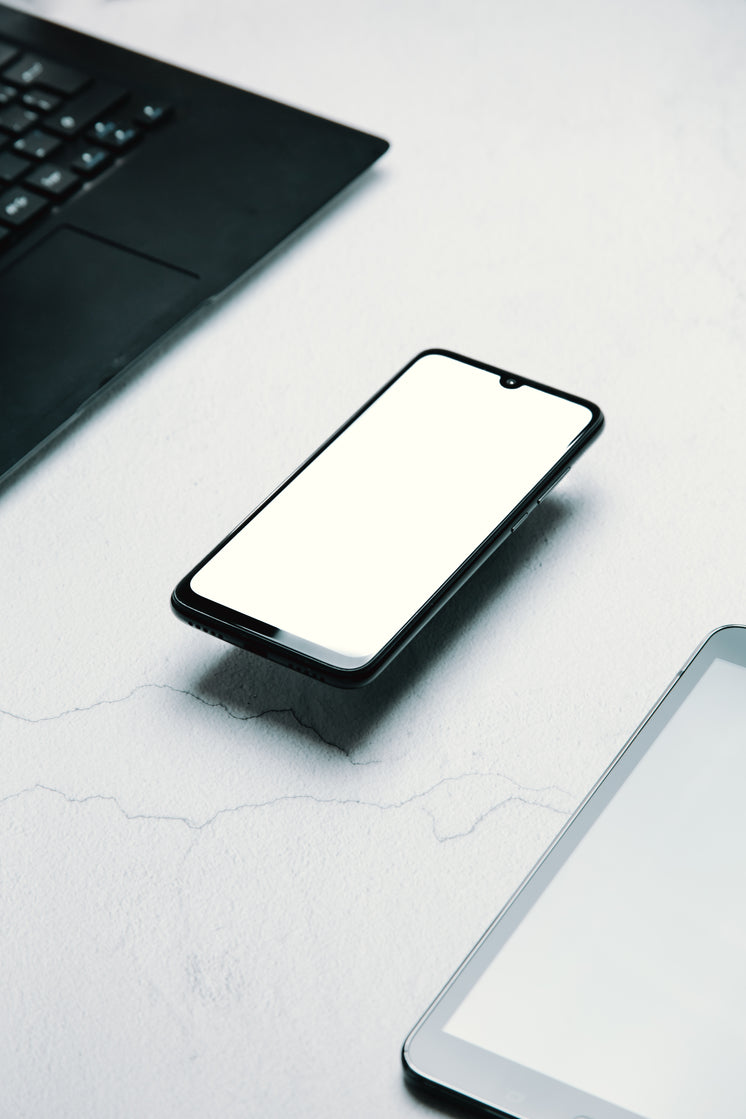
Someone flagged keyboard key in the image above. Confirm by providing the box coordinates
[0,41,20,70]
[24,162,80,198]
[88,118,117,141]
[0,151,30,183]
[133,100,172,127]
[89,119,140,150]
[71,146,111,176]
[0,104,38,134]
[3,53,90,96]
[46,82,126,136]
[13,129,61,160]
[22,89,61,113]
[0,83,17,105]
[0,185,48,227]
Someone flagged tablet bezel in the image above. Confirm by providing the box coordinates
[402,624,746,1118]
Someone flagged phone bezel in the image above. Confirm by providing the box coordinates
[171,349,604,686]
[402,624,746,1117]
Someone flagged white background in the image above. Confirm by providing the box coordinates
[2,1,746,1116]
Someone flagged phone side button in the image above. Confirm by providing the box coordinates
[511,503,537,533]
[538,466,571,504]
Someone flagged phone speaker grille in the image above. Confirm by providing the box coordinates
[187,620,327,680]
[189,621,220,639]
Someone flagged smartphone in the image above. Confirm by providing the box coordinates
[403,624,746,1119]
[171,349,603,686]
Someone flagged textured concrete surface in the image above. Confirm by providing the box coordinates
[3,0,746,1114]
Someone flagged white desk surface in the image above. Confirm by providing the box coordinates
[2,1,745,1115]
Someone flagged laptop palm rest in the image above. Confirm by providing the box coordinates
[3,226,199,476]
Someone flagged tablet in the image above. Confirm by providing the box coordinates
[402,624,746,1119]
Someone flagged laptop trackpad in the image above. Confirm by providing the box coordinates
[4,226,199,473]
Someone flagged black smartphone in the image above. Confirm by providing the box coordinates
[403,624,746,1119]
[172,349,603,686]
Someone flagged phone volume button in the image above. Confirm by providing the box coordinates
[538,466,571,504]
[511,503,537,533]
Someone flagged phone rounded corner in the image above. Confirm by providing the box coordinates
[170,577,190,618]
[171,572,213,634]
[414,346,448,360]
[408,346,468,369]
[589,402,605,433]
[320,656,384,689]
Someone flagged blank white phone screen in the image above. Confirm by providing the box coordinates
[191,355,591,659]
[445,656,746,1118]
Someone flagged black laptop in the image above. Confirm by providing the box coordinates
[0,4,388,481]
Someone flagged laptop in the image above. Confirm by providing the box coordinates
[0,3,388,481]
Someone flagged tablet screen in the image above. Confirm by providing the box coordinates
[404,629,746,1119]
[443,654,746,1117]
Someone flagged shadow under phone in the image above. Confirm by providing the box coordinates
[192,495,579,757]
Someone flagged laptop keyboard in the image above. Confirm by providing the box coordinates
[0,37,170,252]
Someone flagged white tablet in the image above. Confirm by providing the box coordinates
[403,625,746,1119]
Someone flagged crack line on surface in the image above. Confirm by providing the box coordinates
[0,772,572,842]
[0,682,375,761]
[421,798,567,842]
